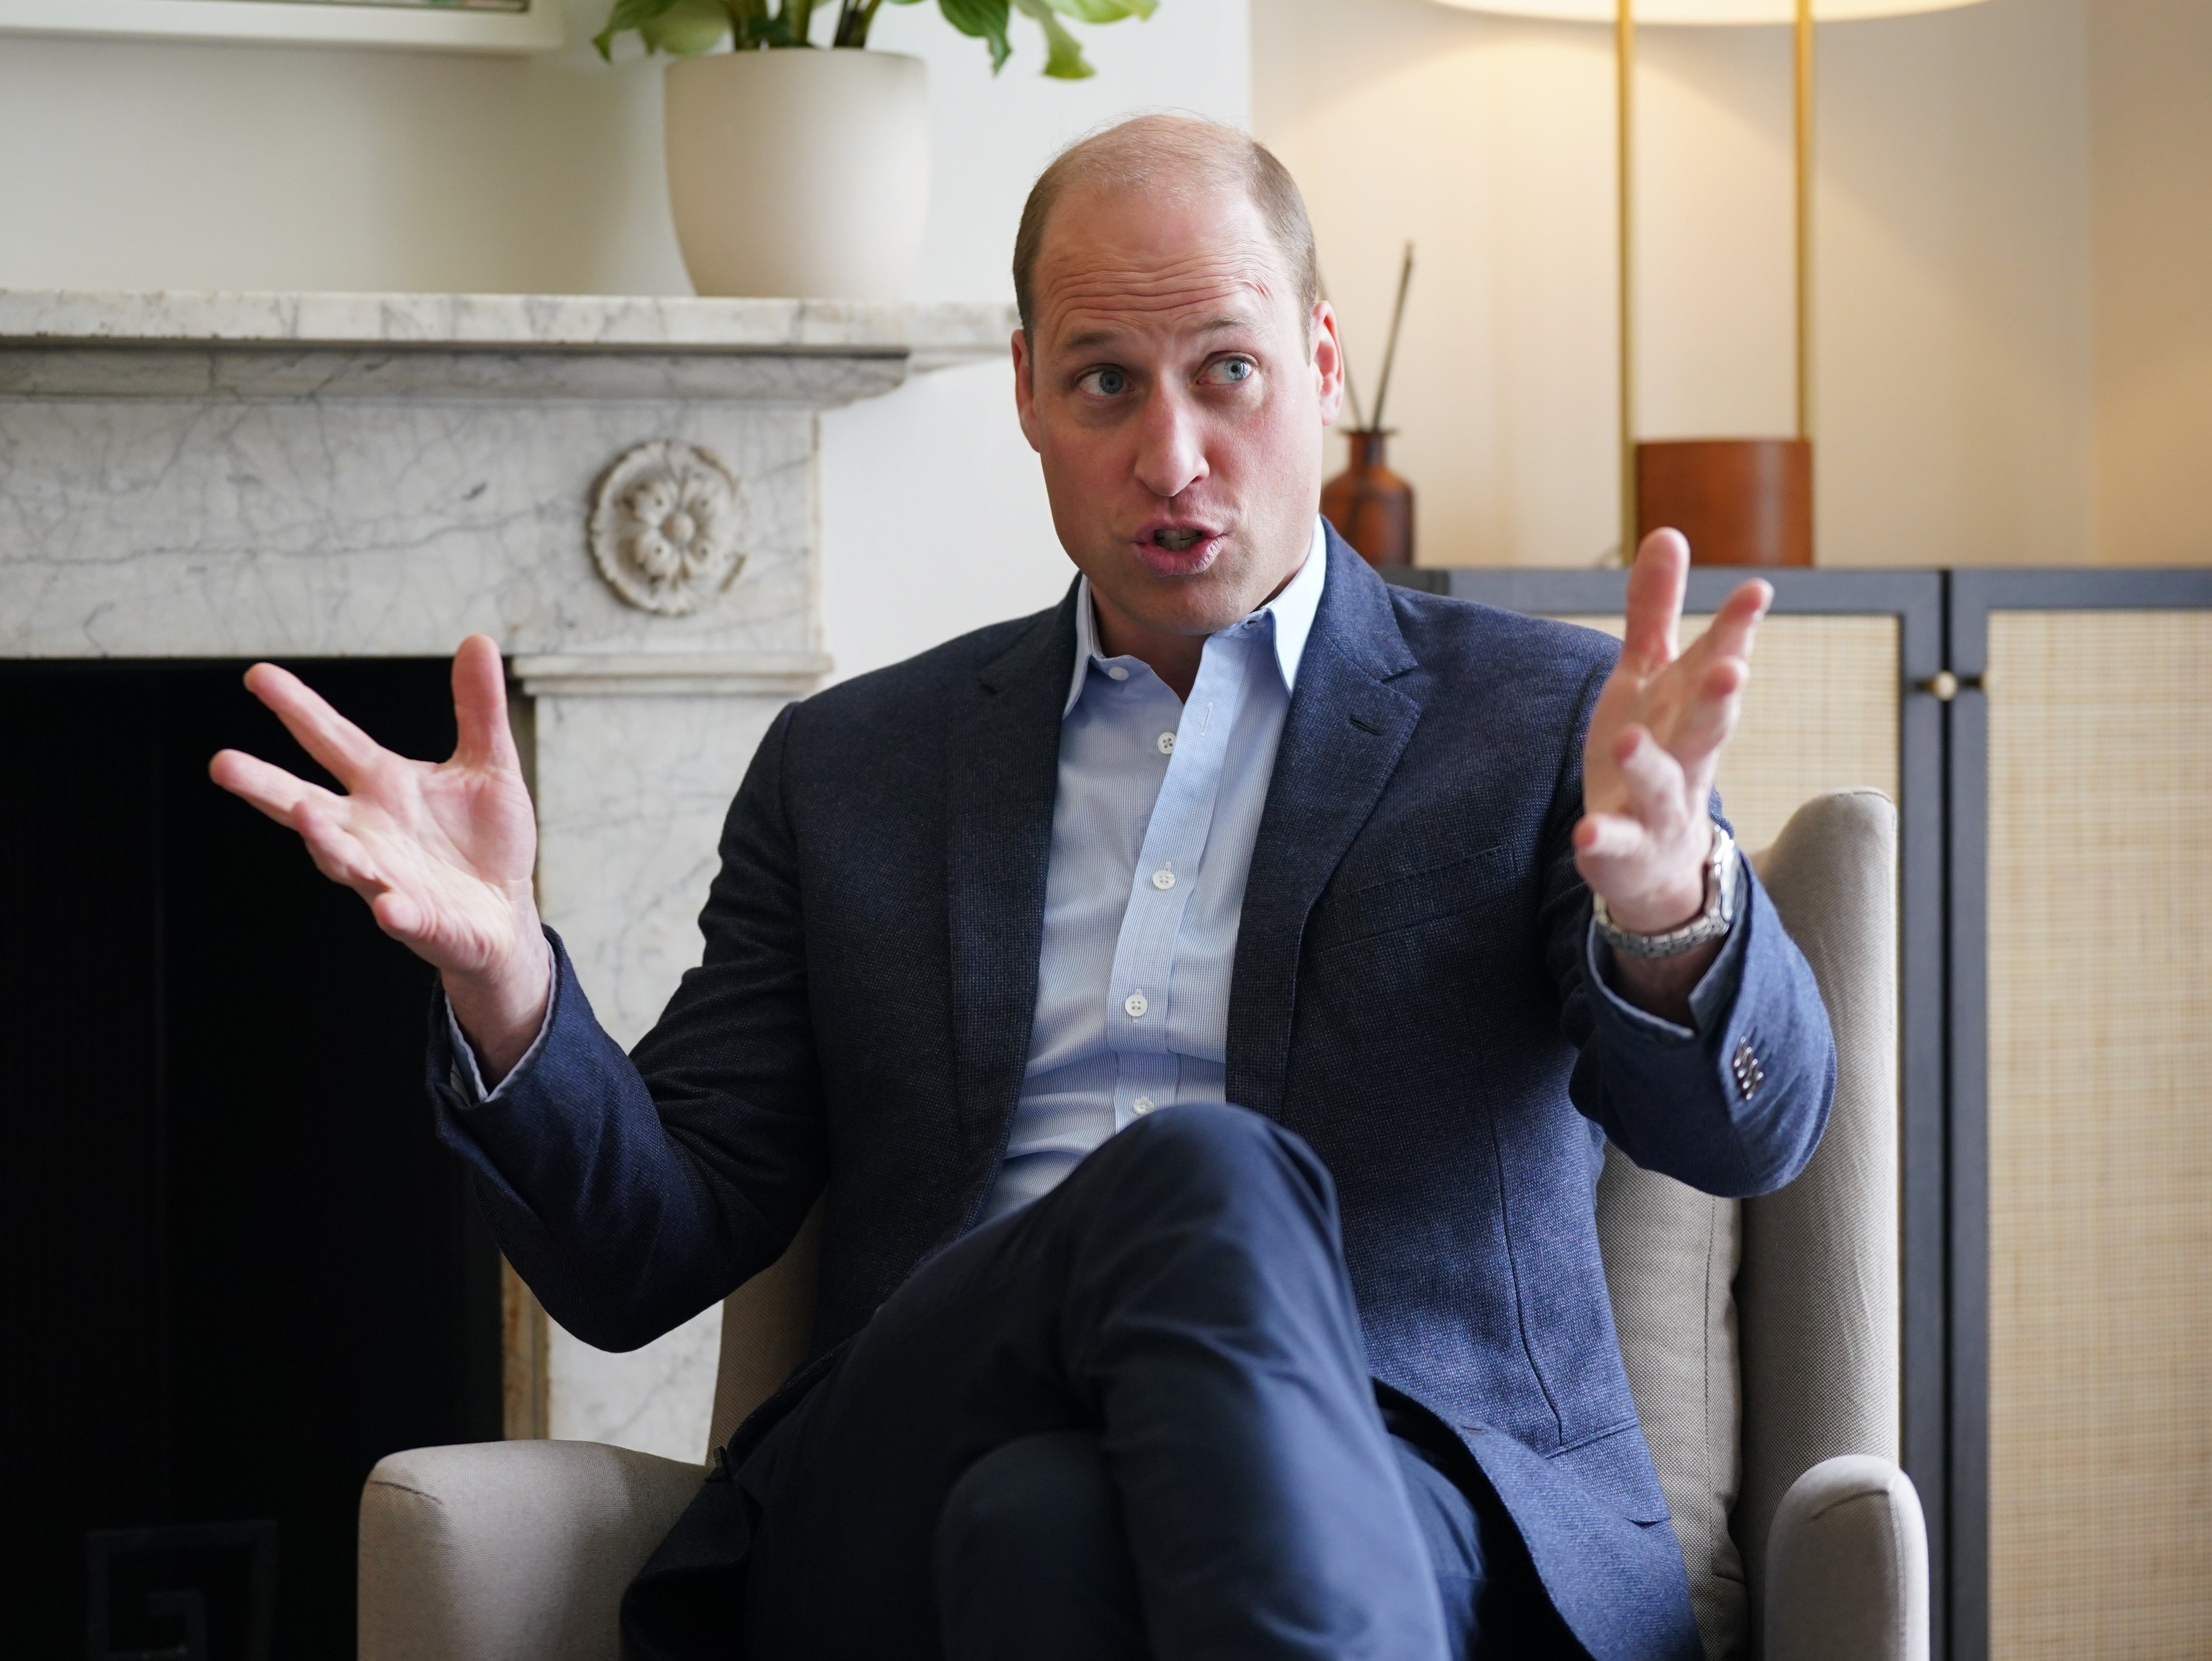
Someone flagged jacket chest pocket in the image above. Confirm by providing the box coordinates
[1306,842,1518,956]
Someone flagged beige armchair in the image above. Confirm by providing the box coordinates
[360,790,1925,1661]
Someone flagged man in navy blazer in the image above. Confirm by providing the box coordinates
[215,116,1831,1661]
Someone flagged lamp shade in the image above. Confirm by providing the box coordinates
[1429,0,1985,21]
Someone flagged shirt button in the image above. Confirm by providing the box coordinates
[1106,664,1130,682]
[1156,732,1175,755]
[1123,990,1149,1019]
[1151,868,1175,890]
[1132,1095,1156,1115]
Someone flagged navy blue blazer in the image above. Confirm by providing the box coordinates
[432,530,1834,1661]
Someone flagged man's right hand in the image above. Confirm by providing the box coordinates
[209,634,552,1082]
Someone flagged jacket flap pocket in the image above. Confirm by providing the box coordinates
[1309,842,1516,953]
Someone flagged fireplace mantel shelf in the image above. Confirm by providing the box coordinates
[0,288,1017,399]
[0,287,1016,357]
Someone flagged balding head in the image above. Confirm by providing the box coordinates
[1013,114,1319,342]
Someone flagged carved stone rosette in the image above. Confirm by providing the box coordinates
[588,440,750,616]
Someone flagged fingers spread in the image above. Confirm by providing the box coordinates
[1694,577,1771,669]
[291,798,387,893]
[243,661,386,788]
[450,635,514,769]
[1612,725,1689,831]
[210,748,323,825]
[1621,528,1690,668]
[1665,657,1745,765]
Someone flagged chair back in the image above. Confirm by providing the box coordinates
[707,1204,819,1456]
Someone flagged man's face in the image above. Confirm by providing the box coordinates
[1012,183,1345,643]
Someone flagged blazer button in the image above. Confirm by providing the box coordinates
[1731,1037,1765,1102]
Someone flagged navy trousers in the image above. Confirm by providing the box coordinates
[733,1103,1581,1660]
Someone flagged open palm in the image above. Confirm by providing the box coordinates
[209,636,550,1061]
[1576,529,1770,935]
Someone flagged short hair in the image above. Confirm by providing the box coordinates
[1012,113,1320,344]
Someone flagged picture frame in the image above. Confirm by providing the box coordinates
[0,0,564,54]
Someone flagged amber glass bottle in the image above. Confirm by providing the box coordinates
[1321,429,1414,569]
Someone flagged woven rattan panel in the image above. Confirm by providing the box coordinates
[1555,614,1900,850]
[1986,611,2212,1660]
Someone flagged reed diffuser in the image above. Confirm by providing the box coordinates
[1321,242,1416,569]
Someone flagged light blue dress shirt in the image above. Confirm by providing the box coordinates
[979,518,1330,1224]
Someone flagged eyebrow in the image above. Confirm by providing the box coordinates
[1057,314,1258,354]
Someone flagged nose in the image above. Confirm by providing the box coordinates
[1132,385,1208,501]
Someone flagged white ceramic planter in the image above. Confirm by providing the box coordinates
[664,49,930,301]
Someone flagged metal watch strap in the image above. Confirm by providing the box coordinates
[1592,825,1739,961]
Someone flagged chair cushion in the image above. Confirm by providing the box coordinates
[1597,1144,1748,1659]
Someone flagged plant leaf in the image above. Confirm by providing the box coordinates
[1037,0,1151,24]
[640,0,733,53]
[938,0,1012,73]
[1012,0,1092,78]
[592,0,683,59]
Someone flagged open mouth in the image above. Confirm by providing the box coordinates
[1153,527,1204,554]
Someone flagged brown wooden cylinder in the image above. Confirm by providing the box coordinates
[1322,429,1414,569]
[1635,438,1813,567]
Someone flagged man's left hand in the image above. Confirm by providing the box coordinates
[1576,529,1770,1014]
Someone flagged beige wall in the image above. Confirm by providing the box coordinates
[1256,0,2107,569]
[2090,0,2212,567]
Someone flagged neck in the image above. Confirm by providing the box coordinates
[1091,554,1306,703]
[1091,589,1207,701]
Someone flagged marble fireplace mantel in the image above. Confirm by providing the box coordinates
[0,288,1017,1463]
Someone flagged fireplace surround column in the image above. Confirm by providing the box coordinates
[0,290,1012,1463]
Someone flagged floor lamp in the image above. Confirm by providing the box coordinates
[1428,0,1991,565]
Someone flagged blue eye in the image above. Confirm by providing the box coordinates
[1082,367,1130,397]
[1205,357,1256,386]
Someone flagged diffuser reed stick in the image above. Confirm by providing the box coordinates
[1368,241,1415,433]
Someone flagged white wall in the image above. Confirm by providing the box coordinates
[0,0,1250,684]
[1254,0,2101,569]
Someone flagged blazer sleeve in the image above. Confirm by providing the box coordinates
[1540,665,1837,1199]
[427,703,828,1353]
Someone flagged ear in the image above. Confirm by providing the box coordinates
[1011,329,1044,454]
[1311,301,1346,428]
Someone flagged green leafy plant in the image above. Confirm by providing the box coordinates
[595,0,1154,78]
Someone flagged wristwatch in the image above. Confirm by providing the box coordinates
[1592,825,1740,960]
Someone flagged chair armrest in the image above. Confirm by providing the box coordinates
[359,1439,704,1661]
[1764,1456,1930,1661]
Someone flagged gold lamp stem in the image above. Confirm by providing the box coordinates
[1617,0,1637,560]
[1795,0,1814,441]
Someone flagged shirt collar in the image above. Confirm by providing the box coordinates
[1064,516,1330,718]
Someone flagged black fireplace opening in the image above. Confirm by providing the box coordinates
[2,659,503,1661]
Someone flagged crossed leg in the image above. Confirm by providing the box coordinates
[736,1102,1566,1660]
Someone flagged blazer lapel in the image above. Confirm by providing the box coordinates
[944,583,1079,1209]
[1226,531,1427,1117]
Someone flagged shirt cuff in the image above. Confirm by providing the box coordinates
[1585,852,1753,1042]
[443,950,558,1105]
